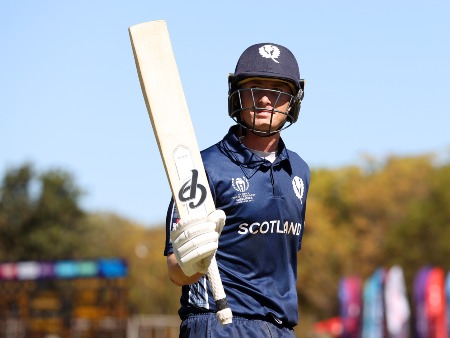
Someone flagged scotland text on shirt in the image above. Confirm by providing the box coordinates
[238,219,303,235]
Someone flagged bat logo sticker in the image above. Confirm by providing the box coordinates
[178,169,207,209]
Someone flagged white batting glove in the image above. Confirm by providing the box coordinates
[170,209,226,277]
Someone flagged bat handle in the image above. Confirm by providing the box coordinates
[207,256,232,325]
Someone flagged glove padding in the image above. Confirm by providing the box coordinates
[171,209,226,277]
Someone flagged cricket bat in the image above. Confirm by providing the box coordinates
[128,20,232,325]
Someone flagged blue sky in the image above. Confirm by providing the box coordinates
[1,1,449,226]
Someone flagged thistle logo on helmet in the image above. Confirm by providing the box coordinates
[259,45,281,63]
[178,169,207,209]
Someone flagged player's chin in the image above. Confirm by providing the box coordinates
[257,118,286,132]
[249,123,282,135]
[242,115,284,133]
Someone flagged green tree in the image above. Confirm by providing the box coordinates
[299,153,450,328]
[82,213,180,315]
[0,164,34,259]
[384,159,450,280]
[0,163,87,260]
[2,153,449,336]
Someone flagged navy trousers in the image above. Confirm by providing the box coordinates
[179,313,296,338]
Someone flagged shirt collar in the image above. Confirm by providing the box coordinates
[219,125,291,179]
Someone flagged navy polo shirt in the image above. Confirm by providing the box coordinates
[165,125,310,328]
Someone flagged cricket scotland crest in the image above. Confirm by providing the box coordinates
[292,176,304,204]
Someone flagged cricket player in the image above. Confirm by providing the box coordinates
[164,42,310,337]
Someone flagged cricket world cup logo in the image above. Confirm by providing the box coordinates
[232,176,249,192]
[178,169,207,209]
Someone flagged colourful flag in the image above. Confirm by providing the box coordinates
[446,271,450,338]
[339,275,362,338]
[384,266,410,338]
[414,266,432,338]
[362,268,385,338]
[425,267,448,338]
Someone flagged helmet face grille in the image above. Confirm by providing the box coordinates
[228,87,301,135]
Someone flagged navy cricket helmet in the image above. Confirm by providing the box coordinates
[228,43,305,134]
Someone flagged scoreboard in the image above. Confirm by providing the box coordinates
[0,258,127,280]
[0,258,128,338]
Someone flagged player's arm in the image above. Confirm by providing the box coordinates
[167,253,203,286]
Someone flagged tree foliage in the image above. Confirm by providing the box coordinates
[0,163,87,260]
[1,154,449,335]
[80,212,180,315]
[298,154,450,325]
